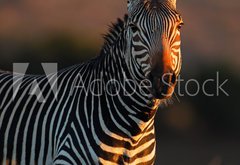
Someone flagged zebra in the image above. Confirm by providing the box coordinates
[0,0,183,164]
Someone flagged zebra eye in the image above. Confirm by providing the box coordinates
[177,23,184,30]
[129,23,139,33]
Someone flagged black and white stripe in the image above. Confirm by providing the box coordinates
[0,0,183,164]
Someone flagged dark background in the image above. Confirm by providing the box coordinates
[0,0,239,164]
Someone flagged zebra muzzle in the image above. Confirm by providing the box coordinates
[150,71,177,99]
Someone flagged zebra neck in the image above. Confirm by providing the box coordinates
[79,16,162,136]
[87,44,160,138]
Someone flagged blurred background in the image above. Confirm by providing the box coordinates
[0,0,239,164]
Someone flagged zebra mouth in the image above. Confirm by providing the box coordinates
[150,73,177,99]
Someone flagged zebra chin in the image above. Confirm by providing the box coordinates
[150,73,177,99]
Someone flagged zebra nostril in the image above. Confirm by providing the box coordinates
[171,73,177,85]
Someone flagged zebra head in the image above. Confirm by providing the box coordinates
[126,0,183,99]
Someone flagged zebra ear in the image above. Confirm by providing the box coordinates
[127,0,141,13]
[163,0,177,9]
[169,0,176,9]
[127,0,131,9]
[128,0,177,11]
[150,0,177,9]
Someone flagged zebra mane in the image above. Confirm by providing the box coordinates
[0,69,11,74]
[101,14,128,52]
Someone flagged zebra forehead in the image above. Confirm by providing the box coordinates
[143,0,176,9]
[131,6,180,26]
[136,2,179,18]
[143,0,177,8]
